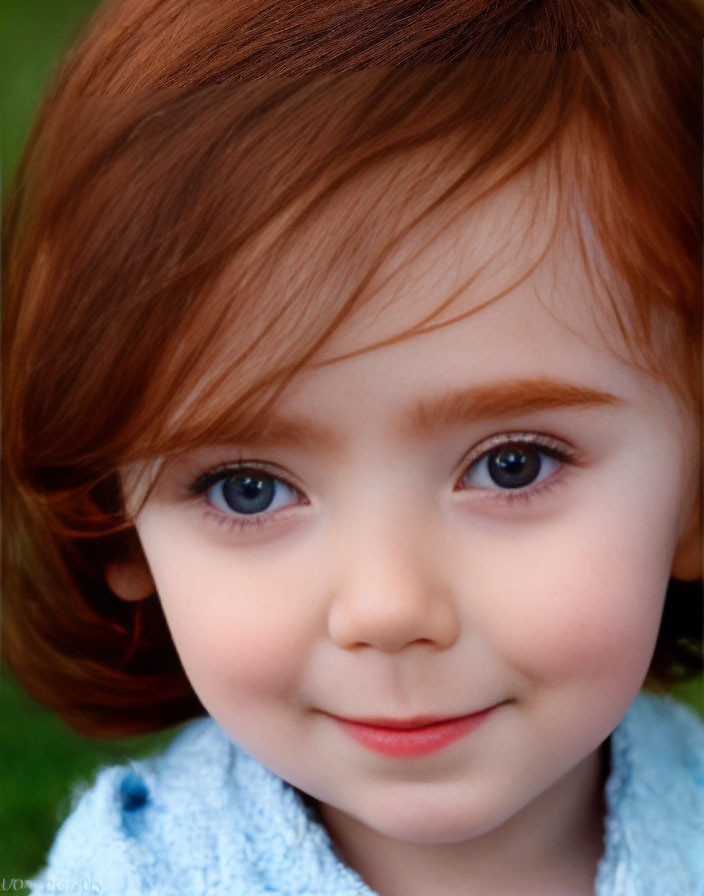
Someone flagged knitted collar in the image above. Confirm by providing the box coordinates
[595,693,704,896]
[135,693,703,894]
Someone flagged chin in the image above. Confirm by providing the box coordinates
[371,815,495,846]
[351,792,502,845]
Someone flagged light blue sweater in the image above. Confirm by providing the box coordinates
[29,693,704,895]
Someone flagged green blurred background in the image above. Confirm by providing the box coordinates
[2,0,100,189]
[1,0,703,889]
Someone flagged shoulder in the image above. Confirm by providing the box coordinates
[29,717,233,895]
[30,717,372,896]
[597,692,704,896]
[615,692,704,808]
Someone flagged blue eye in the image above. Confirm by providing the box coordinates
[199,469,301,516]
[459,441,564,491]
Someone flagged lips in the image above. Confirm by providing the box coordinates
[331,707,496,758]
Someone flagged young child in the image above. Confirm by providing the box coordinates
[3,1,703,894]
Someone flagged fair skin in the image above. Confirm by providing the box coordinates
[109,178,701,896]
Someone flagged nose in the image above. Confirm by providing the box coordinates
[326,515,460,653]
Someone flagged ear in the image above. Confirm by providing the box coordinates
[106,560,156,601]
[671,497,703,582]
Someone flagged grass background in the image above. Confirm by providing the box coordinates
[1,0,102,190]
[0,674,180,887]
[2,0,703,889]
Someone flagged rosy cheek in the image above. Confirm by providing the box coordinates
[475,522,670,688]
[148,547,316,706]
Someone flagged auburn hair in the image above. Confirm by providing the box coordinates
[3,0,702,737]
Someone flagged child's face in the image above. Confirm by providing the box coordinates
[126,181,699,849]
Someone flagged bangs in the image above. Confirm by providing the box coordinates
[116,65,698,468]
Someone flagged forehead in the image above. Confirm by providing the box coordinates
[313,165,612,366]
[231,215,698,485]
[284,274,656,435]
[152,146,688,455]
[265,170,698,446]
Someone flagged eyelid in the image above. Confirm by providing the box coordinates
[187,459,306,500]
[457,431,575,472]
[184,460,310,534]
[453,431,579,503]
[182,433,579,531]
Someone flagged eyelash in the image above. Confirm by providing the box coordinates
[186,433,579,531]
[455,432,577,507]
[188,461,306,533]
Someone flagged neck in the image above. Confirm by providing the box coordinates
[320,745,606,896]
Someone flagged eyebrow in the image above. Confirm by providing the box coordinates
[404,377,623,437]
[242,377,622,453]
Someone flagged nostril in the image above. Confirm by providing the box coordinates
[325,555,460,652]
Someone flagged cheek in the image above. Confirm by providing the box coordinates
[474,510,672,689]
[136,515,320,703]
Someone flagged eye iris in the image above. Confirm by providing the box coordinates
[221,473,275,514]
[487,446,541,489]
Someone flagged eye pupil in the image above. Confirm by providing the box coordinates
[222,473,275,514]
[487,446,541,489]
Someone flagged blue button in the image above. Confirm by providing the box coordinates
[119,771,148,811]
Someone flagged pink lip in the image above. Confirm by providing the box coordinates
[331,708,497,758]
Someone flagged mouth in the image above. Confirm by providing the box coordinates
[329,707,499,758]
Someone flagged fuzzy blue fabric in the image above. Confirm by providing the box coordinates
[29,693,704,895]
